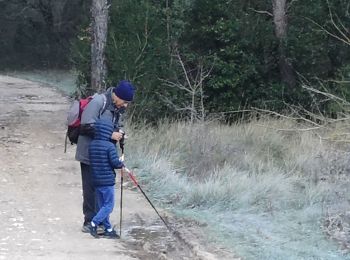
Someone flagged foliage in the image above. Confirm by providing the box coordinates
[72,0,192,120]
[85,0,350,120]
[179,0,350,115]
[3,0,350,120]
[105,0,172,121]
[180,0,281,113]
[0,0,89,69]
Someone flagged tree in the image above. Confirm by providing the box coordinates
[272,0,296,88]
[90,0,109,93]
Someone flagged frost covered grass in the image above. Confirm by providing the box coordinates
[126,118,350,259]
[3,69,77,95]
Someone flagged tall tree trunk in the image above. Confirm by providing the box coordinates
[272,0,296,88]
[91,0,109,94]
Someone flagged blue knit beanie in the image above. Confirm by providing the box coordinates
[113,80,135,102]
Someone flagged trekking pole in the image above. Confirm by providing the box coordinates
[119,138,125,238]
[124,168,173,233]
[119,166,124,238]
[123,168,195,252]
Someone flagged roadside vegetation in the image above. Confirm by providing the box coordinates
[126,115,350,259]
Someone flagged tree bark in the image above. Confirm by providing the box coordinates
[272,0,296,88]
[91,0,109,94]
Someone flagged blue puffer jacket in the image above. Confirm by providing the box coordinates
[89,119,124,187]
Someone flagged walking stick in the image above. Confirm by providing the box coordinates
[124,169,198,253]
[119,166,124,237]
[124,168,173,233]
[117,135,190,249]
[119,132,125,238]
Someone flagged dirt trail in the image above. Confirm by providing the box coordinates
[0,76,237,260]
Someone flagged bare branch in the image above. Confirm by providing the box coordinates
[283,104,322,127]
[175,52,194,90]
[157,93,195,112]
[326,0,350,43]
[256,124,323,132]
[159,50,213,122]
[252,107,323,127]
[249,8,273,17]
[325,79,350,84]
[302,85,350,105]
[304,16,350,46]
[194,63,213,89]
[134,13,149,65]
[287,0,299,11]
[210,109,254,115]
[162,79,194,94]
[335,13,349,35]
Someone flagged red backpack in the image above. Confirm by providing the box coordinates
[64,94,107,152]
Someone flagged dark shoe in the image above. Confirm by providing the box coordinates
[89,224,99,238]
[81,222,92,233]
[102,229,120,239]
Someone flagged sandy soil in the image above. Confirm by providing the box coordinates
[0,76,238,260]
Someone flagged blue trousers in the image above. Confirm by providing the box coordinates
[92,186,115,230]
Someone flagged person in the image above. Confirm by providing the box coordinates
[88,119,124,239]
[75,80,135,232]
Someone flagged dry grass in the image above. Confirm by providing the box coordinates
[324,210,350,254]
[126,117,350,259]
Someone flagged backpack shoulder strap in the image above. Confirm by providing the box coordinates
[98,94,108,117]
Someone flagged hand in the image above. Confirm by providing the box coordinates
[111,131,123,141]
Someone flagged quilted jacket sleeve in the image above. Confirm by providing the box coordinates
[108,145,124,169]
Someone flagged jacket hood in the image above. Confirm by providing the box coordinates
[94,119,113,141]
